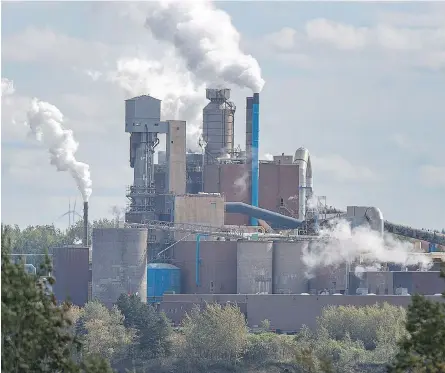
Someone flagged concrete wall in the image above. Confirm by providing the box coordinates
[237,241,273,294]
[92,228,148,307]
[160,294,445,331]
[273,242,309,294]
[166,120,186,195]
[349,271,394,295]
[309,263,348,294]
[171,240,238,294]
[173,194,225,240]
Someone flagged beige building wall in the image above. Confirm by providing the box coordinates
[166,120,186,195]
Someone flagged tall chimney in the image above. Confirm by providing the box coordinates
[83,202,89,246]
[250,93,260,226]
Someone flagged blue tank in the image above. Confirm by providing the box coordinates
[147,263,181,303]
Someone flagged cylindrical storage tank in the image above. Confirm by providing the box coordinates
[52,246,90,306]
[92,228,148,308]
[147,263,181,303]
[273,242,308,294]
[237,241,273,294]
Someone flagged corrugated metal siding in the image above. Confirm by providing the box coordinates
[204,163,300,226]
[147,264,181,302]
[259,163,299,218]
[52,246,89,307]
[172,240,238,294]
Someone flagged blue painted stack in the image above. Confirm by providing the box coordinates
[250,92,260,226]
[147,263,181,303]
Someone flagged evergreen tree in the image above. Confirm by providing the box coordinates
[388,266,445,372]
[1,225,114,373]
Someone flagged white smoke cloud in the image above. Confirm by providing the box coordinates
[90,51,207,152]
[234,171,249,194]
[263,153,273,161]
[1,77,15,96]
[302,218,432,278]
[354,264,382,279]
[26,98,93,202]
[143,0,265,93]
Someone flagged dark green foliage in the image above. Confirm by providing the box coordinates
[116,293,173,359]
[388,265,445,373]
[1,225,114,373]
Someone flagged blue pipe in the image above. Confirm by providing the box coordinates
[251,93,260,226]
[196,234,207,287]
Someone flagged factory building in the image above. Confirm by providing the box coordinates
[72,85,443,328]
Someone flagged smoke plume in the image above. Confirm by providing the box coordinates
[1,77,15,96]
[143,0,265,93]
[302,218,432,278]
[95,52,207,152]
[26,98,93,201]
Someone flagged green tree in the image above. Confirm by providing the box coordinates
[116,293,172,359]
[65,218,116,245]
[181,302,249,366]
[76,300,134,362]
[388,266,445,373]
[1,225,114,373]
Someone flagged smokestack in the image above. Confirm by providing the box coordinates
[251,93,260,226]
[83,202,89,246]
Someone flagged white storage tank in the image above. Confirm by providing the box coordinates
[92,228,148,307]
[237,241,273,294]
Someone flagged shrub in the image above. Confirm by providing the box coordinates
[245,333,297,364]
[316,303,406,350]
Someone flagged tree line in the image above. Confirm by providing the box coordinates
[2,225,445,372]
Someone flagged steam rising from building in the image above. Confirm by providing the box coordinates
[26,98,92,202]
[302,219,433,278]
[143,0,265,93]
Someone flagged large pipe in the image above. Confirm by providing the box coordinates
[225,202,303,229]
[196,233,207,288]
[251,93,260,226]
[83,202,88,246]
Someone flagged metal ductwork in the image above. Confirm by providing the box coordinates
[225,202,303,229]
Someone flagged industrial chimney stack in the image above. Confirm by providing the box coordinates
[83,202,89,246]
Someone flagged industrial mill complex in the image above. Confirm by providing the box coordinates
[51,87,445,332]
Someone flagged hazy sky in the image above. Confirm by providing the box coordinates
[2,1,444,230]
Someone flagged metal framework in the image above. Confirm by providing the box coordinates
[129,220,323,242]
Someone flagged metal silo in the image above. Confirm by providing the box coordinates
[237,241,273,294]
[203,88,236,164]
[147,263,181,303]
[92,228,148,307]
[52,245,90,307]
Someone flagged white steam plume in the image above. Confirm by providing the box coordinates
[263,153,273,161]
[143,0,265,92]
[26,98,93,201]
[302,219,432,278]
[93,52,207,152]
[234,172,249,195]
[2,77,15,96]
